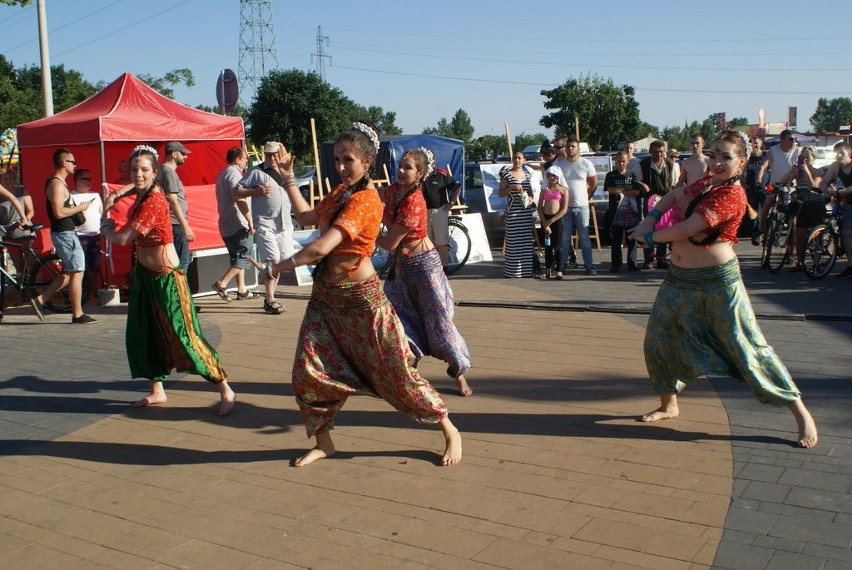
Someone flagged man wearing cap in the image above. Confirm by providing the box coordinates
[161,141,194,270]
[236,141,293,315]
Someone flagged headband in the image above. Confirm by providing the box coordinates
[131,144,159,162]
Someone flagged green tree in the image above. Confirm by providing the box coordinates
[423,109,474,143]
[810,97,852,132]
[0,0,32,5]
[728,117,749,128]
[137,69,195,99]
[467,135,506,162]
[360,105,402,136]
[514,132,549,153]
[540,73,640,151]
[0,56,99,127]
[248,69,362,160]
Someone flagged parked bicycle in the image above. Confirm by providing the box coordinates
[0,223,92,321]
[372,212,472,277]
[760,182,801,273]
[802,198,846,280]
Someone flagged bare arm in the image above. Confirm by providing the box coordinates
[755,153,771,185]
[46,179,90,219]
[165,192,195,241]
[586,174,597,200]
[0,184,26,222]
[269,226,346,273]
[375,222,410,251]
[100,220,140,247]
[236,198,254,235]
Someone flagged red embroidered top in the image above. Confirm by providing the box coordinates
[315,184,381,257]
[129,190,174,247]
[675,175,746,243]
[382,182,428,245]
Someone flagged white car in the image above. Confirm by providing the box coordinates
[810,146,837,171]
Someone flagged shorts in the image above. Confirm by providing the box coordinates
[52,231,85,273]
[255,224,294,262]
[427,207,449,247]
[223,228,254,270]
[795,200,825,229]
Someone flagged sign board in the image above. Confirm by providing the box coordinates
[457,212,492,263]
[291,229,320,286]
[216,69,239,115]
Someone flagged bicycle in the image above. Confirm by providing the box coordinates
[371,213,471,277]
[760,183,801,274]
[0,223,92,321]
[802,198,846,280]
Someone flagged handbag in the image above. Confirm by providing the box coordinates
[70,210,86,226]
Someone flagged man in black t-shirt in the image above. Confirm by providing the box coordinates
[422,165,461,268]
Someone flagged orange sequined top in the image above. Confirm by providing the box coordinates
[315,184,382,257]
[129,190,174,247]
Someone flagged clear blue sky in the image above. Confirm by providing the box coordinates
[2,0,851,142]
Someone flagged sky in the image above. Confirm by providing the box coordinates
[2,0,851,144]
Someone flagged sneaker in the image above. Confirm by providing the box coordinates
[30,297,46,323]
[71,313,98,324]
[585,268,597,276]
[750,232,761,247]
[837,267,852,280]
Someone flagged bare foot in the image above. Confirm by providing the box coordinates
[789,399,818,448]
[130,394,167,408]
[440,421,462,466]
[639,393,678,423]
[456,375,473,397]
[218,390,236,417]
[293,430,336,467]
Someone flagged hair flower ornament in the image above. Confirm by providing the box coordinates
[418,147,435,178]
[351,122,380,153]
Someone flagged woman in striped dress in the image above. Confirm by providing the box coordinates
[499,151,535,278]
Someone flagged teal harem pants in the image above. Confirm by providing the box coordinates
[644,258,801,406]
[292,273,448,438]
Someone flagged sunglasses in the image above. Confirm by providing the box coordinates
[552,145,565,149]
[65,159,76,164]
[782,137,796,141]
[79,177,92,181]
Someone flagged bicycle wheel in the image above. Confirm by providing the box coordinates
[24,254,93,313]
[803,225,837,280]
[444,218,471,275]
[766,217,791,274]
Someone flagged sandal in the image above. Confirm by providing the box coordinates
[553,273,563,280]
[263,299,285,314]
[235,289,255,300]
[211,282,231,302]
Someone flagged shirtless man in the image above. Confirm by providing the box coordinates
[675,134,709,188]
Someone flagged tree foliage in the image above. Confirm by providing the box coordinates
[0,0,32,5]
[810,97,852,132]
[137,68,195,99]
[540,73,641,151]
[467,134,509,161]
[423,109,474,143]
[248,69,401,161]
[0,55,99,127]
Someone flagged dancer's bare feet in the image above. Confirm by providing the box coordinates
[789,399,818,448]
[293,430,336,467]
[639,393,679,422]
[456,375,473,397]
[131,381,167,408]
[439,418,462,466]
[131,393,167,408]
[218,382,236,416]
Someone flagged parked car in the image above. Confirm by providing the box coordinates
[294,168,317,200]
[522,144,542,161]
[811,146,837,171]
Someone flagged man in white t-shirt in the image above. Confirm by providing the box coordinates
[553,135,599,275]
[756,129,800,234]
[70,168,104,275]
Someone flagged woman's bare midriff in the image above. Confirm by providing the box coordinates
[136,244,181,270]
[541,201,561,216]
[670,239,737,268]
[320,253,377,283]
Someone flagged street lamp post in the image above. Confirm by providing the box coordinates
[37,0,53,117]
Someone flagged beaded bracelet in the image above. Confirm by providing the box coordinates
[647,209,663,221]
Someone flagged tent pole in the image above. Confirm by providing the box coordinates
[99,140,112,289]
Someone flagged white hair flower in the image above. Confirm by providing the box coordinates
[131,144,159,162]
[351,122,380,153]
[417,147,435,178]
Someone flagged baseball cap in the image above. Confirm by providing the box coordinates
[263,141,280,154]
[165,141,191,154]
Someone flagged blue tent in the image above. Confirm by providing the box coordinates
[321,134,464,189]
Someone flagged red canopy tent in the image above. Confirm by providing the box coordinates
[17,72,245,288]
